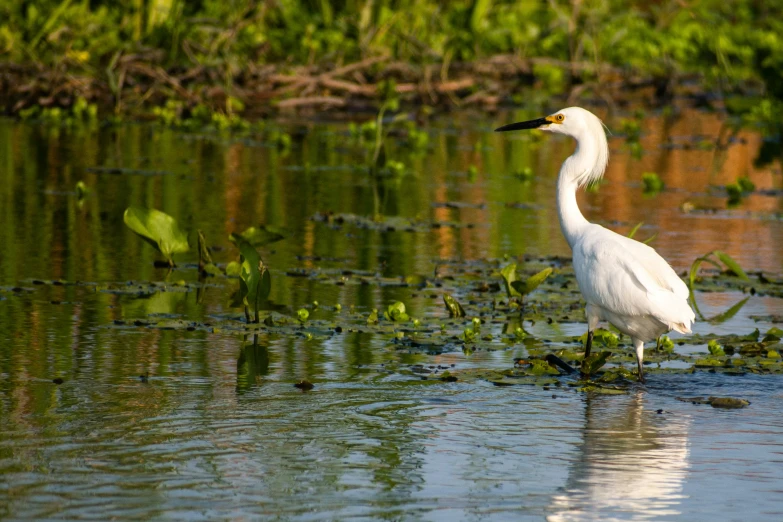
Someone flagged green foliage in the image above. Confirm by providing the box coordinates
[642,172,664,195]
[231,237,272,323]
[725,175,756,205]
[75,181,89,200]
[502,264,552,298]
[581,351,612,376]
[659,335,675,353]
[5,0,783,131]
[443,294,466,318]
[229,225,288,247]
[123,206,189,266]
[689,250,750,290]
[297,308,309,322]
[580,329,619,349]
[513,167,534,182]
[198,230,222,276]
[384,301,410,322]
[499,263,521,298]
[708,339,725,356]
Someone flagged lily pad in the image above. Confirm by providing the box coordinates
[229,225,288,247]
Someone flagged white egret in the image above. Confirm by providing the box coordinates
[496,107,695,382]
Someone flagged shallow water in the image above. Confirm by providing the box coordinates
[1,108,782,520]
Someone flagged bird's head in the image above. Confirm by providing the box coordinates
[495,107,609,187]
[495,106,605,138]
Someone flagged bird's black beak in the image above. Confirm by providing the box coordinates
[494,117,549,132]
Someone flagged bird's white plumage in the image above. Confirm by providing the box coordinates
[498,106,695,381]
[572,224,694,341]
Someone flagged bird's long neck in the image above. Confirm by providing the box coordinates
[556,173,588,249]
[557,135,604,248]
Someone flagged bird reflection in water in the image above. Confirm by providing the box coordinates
[548,392,690,521]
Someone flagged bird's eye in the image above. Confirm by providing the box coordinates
[555,114,565,122]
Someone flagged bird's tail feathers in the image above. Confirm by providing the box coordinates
[670,321,692,334]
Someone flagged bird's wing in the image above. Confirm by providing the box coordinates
[573,226,695,333]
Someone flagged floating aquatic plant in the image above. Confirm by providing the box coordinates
[230,237,271,323]
[123,206,189,267]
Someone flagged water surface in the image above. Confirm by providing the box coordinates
[1,108,782,520]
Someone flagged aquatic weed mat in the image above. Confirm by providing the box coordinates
[10,256,783,393]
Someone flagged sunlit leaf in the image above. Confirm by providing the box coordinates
[713,250,749,281]
[627,222,643,239]
[384,301,409,322]
[510,267,553,295]
[500,263,521,298]
[230,225,288,247]
[443,294,465,318]
[581,351,612,376]
[123,206,189,265]
[708,296,749,324]
[688,254,722,290]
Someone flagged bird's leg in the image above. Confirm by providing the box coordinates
[580,330,594,375]
[633,338,646,384]
[584,330,593,359]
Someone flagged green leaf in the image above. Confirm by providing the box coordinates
[708,296,749,324]
[75,181,89,199]
[229,225,288,247]
[642,233,657,244]
[443,294,466,318]
[384,301,409,322]
[510,267,553,295]
[500,263,521,298]
[297,308,309,322]
[581,351,612,375]
[688,254,723,290]
[627,222,643,239]
[198,230,213,266]
[708,339,725,356]
[579,328,618,348]
[197,230,222,276]
[123,206,189,265]
[642,172,664,194]
[225,261,241,277]
[232,237,270,322]
[713,250,749,281]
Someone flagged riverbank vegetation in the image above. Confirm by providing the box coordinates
[1,0,782,134]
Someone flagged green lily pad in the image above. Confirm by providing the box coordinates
[229,225,288,247]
